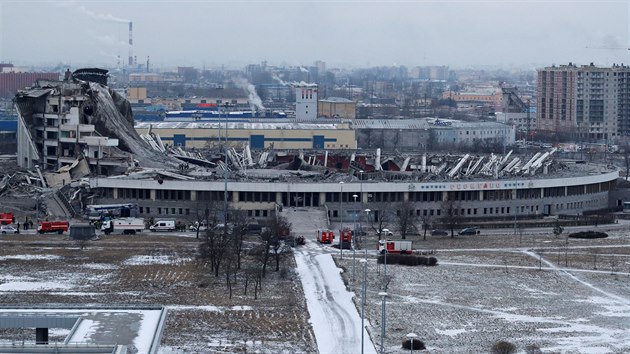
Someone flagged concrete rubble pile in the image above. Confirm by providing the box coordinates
[0,169,44,197]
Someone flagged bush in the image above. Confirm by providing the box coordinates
[491,341,517,354]
[525,344,543,354]
[568,231,608,239]
[376,254,438,267]
[402,338,426,350]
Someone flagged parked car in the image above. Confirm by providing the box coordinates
[431,229,448,236]
[459,227,479,236]
[150,220,176,232]
[0,225,19,234]
[213,223,234,233]
[377,228,394,237]
[189,222,208,232]
[246,223,263,234]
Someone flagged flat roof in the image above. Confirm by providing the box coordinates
[0,305,167,354]
[135,121,349,130]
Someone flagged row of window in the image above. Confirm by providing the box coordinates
[138,206,190,216]
[136,206,271,218]
[105,182,612,203]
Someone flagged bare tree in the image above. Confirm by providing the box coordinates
[394,201,418,240]
[371,202,394,240]
[198,205,231,277]
[223,246,237,299]
[190,201,217,239]
[440,199,462,238]
[420,213,433,241]
[259,215,292,277]
[230,209,249,269]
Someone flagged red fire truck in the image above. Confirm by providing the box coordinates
[0,213,14,225]
[340,227,353,243]
[317,229,335,244]
[38,221,70,234]
[378,239,413,254]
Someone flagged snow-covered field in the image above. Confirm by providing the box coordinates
[0,234,315,353]
[1,224,628,354]
[338,230,630,354]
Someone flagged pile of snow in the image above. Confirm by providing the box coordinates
[0,254,62,261]
[0,281,74,291]
[82,263,118,270]
[123,255,191,265]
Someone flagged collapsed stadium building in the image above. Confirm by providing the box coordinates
[12,69,619,223]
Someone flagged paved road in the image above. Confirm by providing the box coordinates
[285,207,378,354]
[295,240,377,354]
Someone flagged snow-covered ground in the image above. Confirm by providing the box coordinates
[337,234,630,354]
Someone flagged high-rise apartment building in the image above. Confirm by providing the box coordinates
[537,63,630,143]
[536,64,577,135]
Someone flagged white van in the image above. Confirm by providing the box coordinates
[150,220,176,232]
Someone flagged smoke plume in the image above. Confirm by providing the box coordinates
[56,1,130,23]
[234,78,265,111]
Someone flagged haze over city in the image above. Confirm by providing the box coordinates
[2,1,630,353]
[1,0,628,69]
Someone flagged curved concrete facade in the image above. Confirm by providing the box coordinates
[91,170,618,221]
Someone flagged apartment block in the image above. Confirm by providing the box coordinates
[537,63,630,143]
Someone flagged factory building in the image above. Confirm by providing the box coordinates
[442,90,503,110]
[318,97,356,119]
[0,64,60,98]
[354,118,515,151]
[135,121,356,150]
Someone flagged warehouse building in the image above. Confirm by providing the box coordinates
[135,121,356,150]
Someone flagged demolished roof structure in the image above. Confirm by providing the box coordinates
[14,68,180,173]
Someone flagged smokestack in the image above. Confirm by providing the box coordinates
[146,56,150,73]
[128,21,133,67]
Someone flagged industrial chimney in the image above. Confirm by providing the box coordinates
[128,21,133,67]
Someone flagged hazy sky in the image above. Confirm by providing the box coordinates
[1,0,628,70]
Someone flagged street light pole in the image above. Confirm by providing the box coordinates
[352,194,358,282]
[406,333,418,354]
[35,165,40,227]
[339,181,344,259]
[364,208,371,259]
[379,291,388,354]
[223,105,228,226]
[359,170,364,246]
[360,258,367,354]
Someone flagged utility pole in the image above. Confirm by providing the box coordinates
[223,104,229,226]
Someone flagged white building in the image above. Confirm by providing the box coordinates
[295,84,318,121]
